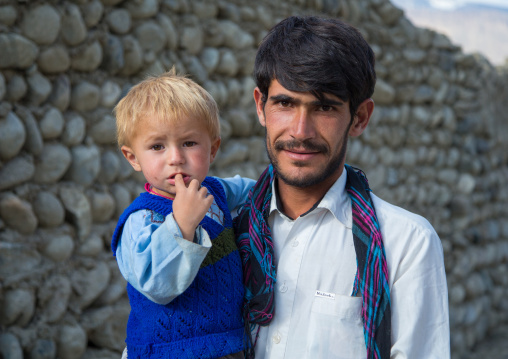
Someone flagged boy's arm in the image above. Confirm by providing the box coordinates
[116,210,211,305]
[217,175,256,212]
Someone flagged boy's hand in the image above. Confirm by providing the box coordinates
[172,174,214,242]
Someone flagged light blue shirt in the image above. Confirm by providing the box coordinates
[115,176,254,305]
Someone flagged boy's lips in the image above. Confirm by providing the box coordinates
[168,173,191,185]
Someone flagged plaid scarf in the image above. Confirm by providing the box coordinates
[234,164,391,358]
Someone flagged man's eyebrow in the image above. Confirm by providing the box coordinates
[269,94,297,102]
[310,98,344,106]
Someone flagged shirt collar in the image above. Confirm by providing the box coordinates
[269,166,352,228]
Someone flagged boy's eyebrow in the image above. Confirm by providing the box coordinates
[269,94,343,106]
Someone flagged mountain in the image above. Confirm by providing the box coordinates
[391,1,508,65]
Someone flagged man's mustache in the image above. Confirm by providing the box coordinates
[274,139,328,153]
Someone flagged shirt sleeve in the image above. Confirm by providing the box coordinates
[115,210,212,305]
[389,224,450,358]
[216,175,256,213]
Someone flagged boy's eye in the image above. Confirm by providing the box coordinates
[151,144,163,151]
[183,141,196,147]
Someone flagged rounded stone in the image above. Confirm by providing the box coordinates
[100,81,122,108]
[30,339,56,359]
[226,109,251,137]
[106,8,131,34]
[70,81,100,112]
[125,0,159,19]
[42,234,75,262]
[21,5,61,45]
[78,234,104,257]
[61,4,87,46]
[0,288,35,326]
[70,261,110,309]
[82,0,104,27]
[216,49,238,76]
[101,34,124,75]
[200,47,220,74]
[458,174,476,194]
[0,156,35,191]
[99,151,120,184]
[40,107,65,140]
[218,20,254,49]
[61,113,86,146]
[7,74,27,102]
[0,193,38,234]
[38,274,71,323]
[0,333,23,359]
[34,144,72,184]
[111,184,132,218]
[57,324,87,359]
[0,5,17,26]
[134,21,167,53]
[89,115,116,144]
[27,72,52,106]
[33,191,65,228]
[157,14,177,50]
[119,36,142,76]
[59,186,92,239]
[0,111,26,161]
[71,40,103,72]
[37,46,71,74]
[0,73,5,101]
[0,34,38,69]
[91,191,116,222]
[180,26,203,55]
[66,144,101,187]
[372,79,396,105]
[48,75,71,111]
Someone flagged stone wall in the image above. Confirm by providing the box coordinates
[0,0,507,358]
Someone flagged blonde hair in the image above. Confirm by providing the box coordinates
[114,68,220,147]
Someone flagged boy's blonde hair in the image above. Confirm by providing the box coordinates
[115,68,220,147]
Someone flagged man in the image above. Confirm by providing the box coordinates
[234,16,450,359]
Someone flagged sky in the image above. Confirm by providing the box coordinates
[428,0,508,10]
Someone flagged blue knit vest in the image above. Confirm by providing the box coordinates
[111,177,245,358]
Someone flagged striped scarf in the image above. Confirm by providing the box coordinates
[234,164,391,358]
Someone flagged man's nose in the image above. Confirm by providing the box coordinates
[290,109,315,140]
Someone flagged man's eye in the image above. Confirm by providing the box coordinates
[183,141,196,147]
[280,101,291,107]
[319,105,333,112]
[151,144,163,151]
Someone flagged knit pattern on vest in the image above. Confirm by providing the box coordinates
[111,177,245,359]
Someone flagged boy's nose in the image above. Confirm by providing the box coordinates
[167,148,184,165]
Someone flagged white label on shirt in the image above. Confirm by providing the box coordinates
[315,290,336,299]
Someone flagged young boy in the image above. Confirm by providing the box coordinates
[111,70,254,359]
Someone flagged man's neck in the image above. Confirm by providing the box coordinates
[276,172,341,219]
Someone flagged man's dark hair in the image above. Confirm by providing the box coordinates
[254,16,376,119]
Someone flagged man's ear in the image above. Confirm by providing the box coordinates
[253,87,266,127]
[210,137,221,163]
[121,145,142,171]
[349,98,374,137]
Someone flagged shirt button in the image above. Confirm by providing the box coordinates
[292,239,299,247]
[280,285,288,293]
[272,332,281,344]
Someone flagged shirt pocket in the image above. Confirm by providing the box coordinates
[306,294,367,359]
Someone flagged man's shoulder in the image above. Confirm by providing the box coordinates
[370,193,437,237]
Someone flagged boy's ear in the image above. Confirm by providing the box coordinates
[121,145,142,171]
[210,137,221,163]
[349,98,374,137]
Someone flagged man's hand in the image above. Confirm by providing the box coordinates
[172,174,214,242]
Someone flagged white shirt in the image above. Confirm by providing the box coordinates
[255,168,450,359]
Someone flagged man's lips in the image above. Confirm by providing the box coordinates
[282,148,320,161]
